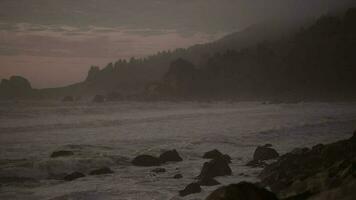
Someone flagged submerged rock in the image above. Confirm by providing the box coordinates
[246,160,267,168]
[203,149,232,163]
[64,172,85,181]
[173,174,183,179]
[151,168,166,173]
[198,157,232,180]
[132,155,161,166]
[206,182,278,200]
[159,149,183,163]
[253,145,279,161]
[179,182,202,197]
[50,150,74,158]
[89,167,114,175]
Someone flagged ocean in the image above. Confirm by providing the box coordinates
[0,101,355,200]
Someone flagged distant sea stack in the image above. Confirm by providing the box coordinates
[0,76,34,100]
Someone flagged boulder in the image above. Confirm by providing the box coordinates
[260,132,356,194]
[253,145,279,161]
[50,150,74,158]
[132,155,161,167]
[159,149,183,163]
[64,172,85,181]
[93,95,105,103]
[203,149,232,163]
[173,174,183,179]
[198,177,220,186]
[89,167,114,175]
[151,168,166,173]
[179,182,202,197]
[198,157,232,180]
[206,182,278,200]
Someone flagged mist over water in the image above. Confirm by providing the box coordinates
[0,101,355,199]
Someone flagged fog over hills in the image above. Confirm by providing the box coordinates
[0,0,355,88]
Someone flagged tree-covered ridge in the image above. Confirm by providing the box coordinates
[155,8,356,101]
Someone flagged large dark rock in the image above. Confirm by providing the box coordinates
[89,167,114,175]
[253,145,279,161]
[206,182,278,200]
[50,150,74,158]
[0,76,33,99]
[92,95,105,103]
[64,172,85,181]
[132,155,161,166]
[179,182,202,197]
[260,132,356,197]
[203,149,232,163]
[159,149,183,163]
[198,177,220,186]
[198,157,232,180]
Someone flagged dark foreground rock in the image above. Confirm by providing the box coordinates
[132,155,161,166]
[89,167,114,175]
[198,177,220,186]
[50,150,74,158]
[203,149,232,163]
[64,172,85,181]
[159,149,183,163]
[179,182,202,197]
[198,157,232,180]
[259,131,356,199]
[253,145,279,161]
[206,182,278,200]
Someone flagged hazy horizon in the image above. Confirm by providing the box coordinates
[0,0,355,88]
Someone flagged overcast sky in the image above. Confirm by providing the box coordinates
[0,0,354,88]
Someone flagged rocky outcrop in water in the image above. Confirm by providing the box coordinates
[259,131,356,199]
[179,182,202,197]
[0,76,34,100]
[253,145,279,161]
[173,174,183,179]
[159,149,183,163]
[206,182,278,200]
[50,150,74,158]
[89,167,114,175]
[132,155,161,166]
[198,177,220,186]
[197,156,232,180]
[151,168,166,173]
[203,149,232,163]
[64,172,85,181]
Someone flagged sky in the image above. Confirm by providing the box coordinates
[0,0,355,88]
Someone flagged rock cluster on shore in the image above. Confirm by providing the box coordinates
[43,132,356,199]
[259,132,356,200]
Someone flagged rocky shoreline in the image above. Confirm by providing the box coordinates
[1,131,355,199]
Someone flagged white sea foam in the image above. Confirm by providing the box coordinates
[0,101,355,199]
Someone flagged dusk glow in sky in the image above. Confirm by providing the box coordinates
[0,0,354,88]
